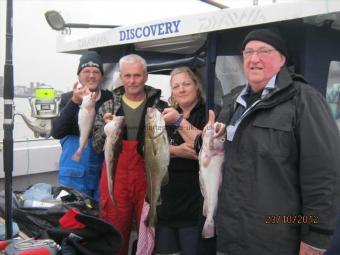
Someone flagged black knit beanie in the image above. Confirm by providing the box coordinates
[77,51,104,75]
[242,28,288,57]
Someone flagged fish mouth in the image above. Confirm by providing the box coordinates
[146,107,157,117]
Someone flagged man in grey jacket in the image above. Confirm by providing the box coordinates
[207,29,340,255]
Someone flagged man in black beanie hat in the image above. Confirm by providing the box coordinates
[241,28,288,58]
[77,51,104,77]
[196,28,340,255]
[51,51,112,201]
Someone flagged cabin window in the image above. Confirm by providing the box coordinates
[326,61,340,129]
[148,74,171,102]
[214,55,246,106]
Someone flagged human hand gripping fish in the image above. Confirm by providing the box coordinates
[72,85,98,162]
[103,115,125,206]
[71,81,87,105]
[199,110,226,238]
[204,110,225,138]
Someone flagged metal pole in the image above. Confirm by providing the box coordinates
[205,32,217,115]
[3,0,14,239]
[65,23,119,29]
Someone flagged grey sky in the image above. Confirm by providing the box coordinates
[0,0,293,92]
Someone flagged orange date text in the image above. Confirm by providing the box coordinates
[264,215,319,224]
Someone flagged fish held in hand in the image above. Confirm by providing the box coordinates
[199,122,226,238]
[104,116,125,206]
[72,92,97,162]
[144,107,170,227]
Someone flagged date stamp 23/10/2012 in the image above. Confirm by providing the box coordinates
[264,215,320,224]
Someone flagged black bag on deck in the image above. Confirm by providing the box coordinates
[46,209,123,255]
[12,185,98,238]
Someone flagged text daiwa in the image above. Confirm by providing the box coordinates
[119,20,181,41]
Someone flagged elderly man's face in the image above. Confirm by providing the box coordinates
[78,66,102,92]
[243,40,286,92]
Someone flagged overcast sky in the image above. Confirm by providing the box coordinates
[0,0,294,92]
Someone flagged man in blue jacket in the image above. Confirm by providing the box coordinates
[52,51,112,201]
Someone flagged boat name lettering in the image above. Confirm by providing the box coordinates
[119,20,181,41]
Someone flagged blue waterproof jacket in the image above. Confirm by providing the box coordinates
[52,89,112,201]
[59,135,103,201]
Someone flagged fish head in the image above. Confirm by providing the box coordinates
[202,122,226,152]
[211,122,226,151]
[82,92,97,108]
[104,116,125,136]
[146,107,165,138]
[104,120,115,136]
[113,116,125,129]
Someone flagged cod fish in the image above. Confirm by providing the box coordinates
[144,107,170,227]
[104,116,125,206]
[199,122,226,238]
[72,92,97,161]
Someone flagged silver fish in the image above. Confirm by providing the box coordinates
[104,115,125,206]
[72,92,97,161]
[199,122,226,238]
[144,107,170,227]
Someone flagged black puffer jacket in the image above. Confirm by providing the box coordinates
[216,67,340,254]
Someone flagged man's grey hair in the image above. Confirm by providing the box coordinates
[119,54,147,73]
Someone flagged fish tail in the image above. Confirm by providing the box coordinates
[146,207,156,227]
[202,219,215,239]
[202,199,208,216]
[72,150,81,162]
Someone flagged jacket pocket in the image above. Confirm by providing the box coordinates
[252,110,292,132]
[251,110,295,157]
[59,166,85,178]
[85,166,102,189]
[59,166,86,192]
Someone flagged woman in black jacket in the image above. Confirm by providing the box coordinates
[155,67,214,255]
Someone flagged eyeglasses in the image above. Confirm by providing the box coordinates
[80,70,101,76]
[242,48,276,58]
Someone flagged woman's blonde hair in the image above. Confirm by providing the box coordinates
[168,66,204,107]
